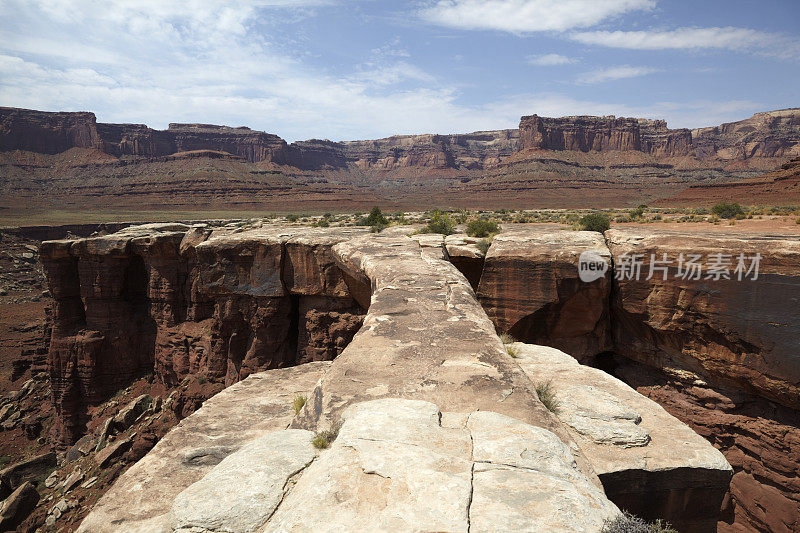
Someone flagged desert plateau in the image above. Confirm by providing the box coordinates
[0,1,799,532]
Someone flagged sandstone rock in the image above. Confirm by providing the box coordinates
[66,434,96,462]
[268,399,618,532]
[510,342,732,531]
[112,394,153,429]
[170,429,316,532]
[444,234,486,290]
[0,452,55,496]
[298,233,580,453]
[477,228,613,361]
[78,363,330,532]
[94,436,132,468]
[606,227,800,409]
[0,481,39,531]
[62,467,83,492]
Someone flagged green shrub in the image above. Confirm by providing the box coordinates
[286,213,299,222]
[476,239,491,255]
[421,210,455,235]
[506,345,520,358]
[796,217,800,225]
[535,381,560,414]
[601,512,678,533]
[312,424,341,449]
[466,218,501,238]
[579,212,611,233]
[312,218,330,228]
[711,202,745,219]
[293,395,307,415]
[359,206,389,227]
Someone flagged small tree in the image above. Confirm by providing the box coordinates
[579,212,611,233]
[359,206,389,232]
[711,202,745,219]
[466,218,500,238]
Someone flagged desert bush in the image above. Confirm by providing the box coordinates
[499,333,516,344]
[359,206,388,227]
[420,210,455,235]
[535,381,559,414]
[796,217,800,224]
[312,218,330,227]
[312,424,341,449]
[286,213,299,222]
[579,212,611,233]
[601,512,677,533]
[476,239,491,255]
[293,395,307,415]
[711,202,745,219]
[466,217,500,238]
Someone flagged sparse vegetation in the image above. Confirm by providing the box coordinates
[601,512,678,533]
[796,217,800,224]
[535,380,560,414]
[0,454,10,467]
[711,202,745,219]
[286,213,299,222]
[359,206,389,232]
[419,210,456,235]
[293,395,307,415]
[312,424,341,449]
[506,345,520,358]
[499,332,516,344]
[579,212,611,233]
[466,217,500,238]
[476,239,491,255]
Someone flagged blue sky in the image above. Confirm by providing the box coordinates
[0,0,798,141]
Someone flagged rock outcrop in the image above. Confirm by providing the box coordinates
[62,224,734,531]
[478,225,800,533]
[511,342,732,532]
[477,228,613,361]
[692,108,800,160]
[0,107,102,154]
[518,114,692,156]
[40,224,367,445]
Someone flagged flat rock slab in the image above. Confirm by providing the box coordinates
[78,362,330,533]
[510,342,732,531]
[266,398,619,532]
[170,429,316,532]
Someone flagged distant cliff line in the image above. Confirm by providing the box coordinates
[1,106,799,172]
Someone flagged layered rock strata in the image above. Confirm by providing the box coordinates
[477,228,613,361]
[40,224,367,445]
[478,226,800,532]
[60,225,735,531]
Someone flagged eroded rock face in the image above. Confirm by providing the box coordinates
[606,227,800,410]
[77,363,330,532]
[511,342,732,532]
[477,228,613,361]
[518,114,692,156]
[40,225,366,445]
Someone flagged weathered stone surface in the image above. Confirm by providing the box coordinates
[444,234,487,290]
[170,429,316,532]
[606,227,800,410]
[477,228,613,361]
[0,481,39,531]
[112,394,153,429]
[511,342,732,531]
[78,362,329,532]
[41,224,365,444]
[296,233,585,461]
[268,399,618,533]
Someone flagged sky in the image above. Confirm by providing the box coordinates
[0,0,798,142]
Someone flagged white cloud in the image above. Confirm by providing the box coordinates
[577,65,659,84]
[570,27,800,60]
[527,53,577,66]
[570,27,775,50]
[420,0,655,33]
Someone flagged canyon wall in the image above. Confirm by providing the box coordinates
[517,114,692,156]
[39,224,367,446]
[479,226,800,532]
